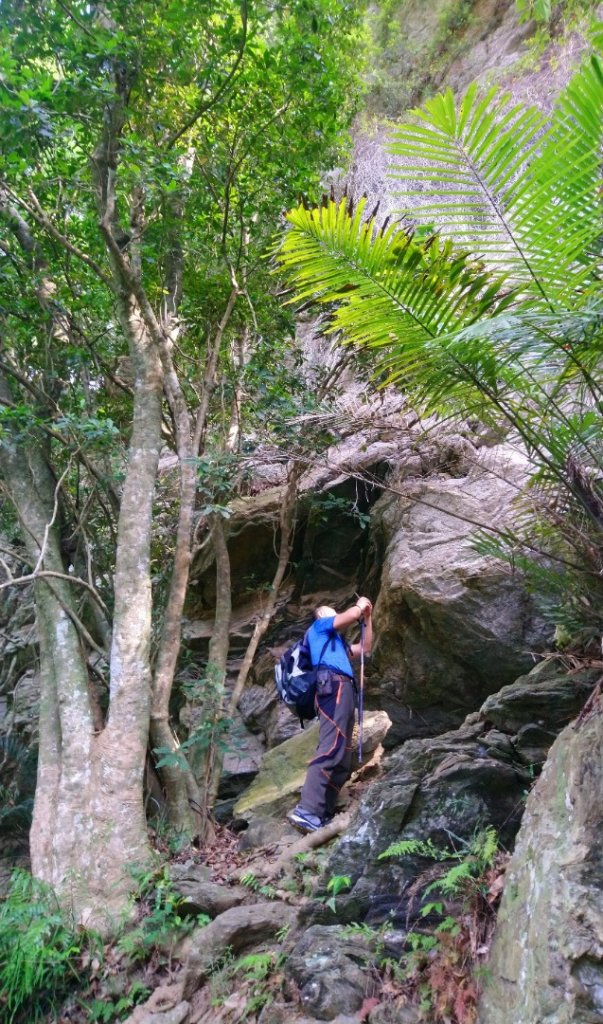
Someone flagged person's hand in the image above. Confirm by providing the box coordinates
[356,596,372,620]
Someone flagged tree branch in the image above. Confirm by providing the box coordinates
[0,568,110,618]
[56,0,96,38]
[166,0,249,149]
[4,185,112,286]
[41,576,107,659]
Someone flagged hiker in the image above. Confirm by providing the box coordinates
[287,596,373,833]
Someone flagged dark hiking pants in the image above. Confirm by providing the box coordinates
[300,670,356,820]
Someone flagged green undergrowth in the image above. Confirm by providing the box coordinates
[204,945,289,1019]
[0,870,93,1023]
[374,828,508,1024]
[0,864,206,1024]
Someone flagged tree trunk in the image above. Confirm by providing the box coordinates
[0,293,163,932]
[150,285,239,834]
[192,514,232,839]
[0,434,152,932]
[207,467,302,808]
[149,444,201,836]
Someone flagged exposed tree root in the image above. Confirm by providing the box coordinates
[262,809,352,880]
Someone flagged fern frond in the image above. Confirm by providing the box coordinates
[378,838,433,860]
[389,56,603,304]
[276,197,513,414]
[424,861,473,897]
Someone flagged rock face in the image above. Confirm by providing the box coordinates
[169,863,246,918]
[182,902,298,996]
[478,692,603,1024]
[321,721,525,926]
[320,663,597,927]
[368,448,550,745]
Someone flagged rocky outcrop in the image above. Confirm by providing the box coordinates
[319,662,597,927]
[361,0,591,127]
[368,447,550,745]
[478,690,603,1024]
[169,863,246,918]
[182,902,298,995]
[198,438,552,807]
[283,925,377,1020]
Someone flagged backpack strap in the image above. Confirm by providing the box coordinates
[313,631,336,669]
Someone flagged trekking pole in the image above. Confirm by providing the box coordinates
[358,617,365,764]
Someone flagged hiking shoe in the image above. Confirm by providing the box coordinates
[287,806,323,833]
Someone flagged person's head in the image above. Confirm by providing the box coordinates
[315,605,336,620]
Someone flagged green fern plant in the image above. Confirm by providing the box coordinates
[0,869,91,1023]
[84,980,149,1023]
[240,871,278,900]
[382,827,501,906]
[376,829,503,1021]
[378,837,459,861]
[231,950,283,982]
[213,949,286,1018]
[116,867,200,962]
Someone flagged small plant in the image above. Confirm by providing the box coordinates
[516,0,552,22]
[240,871,278,901]
[117,866,202,962]
[233,951,279,982]
[378,837,457,861]
[291,850,325,897]
[0,869,93,1023]
[85,980,149,1023]
[323,873,352,912]
[228,950,286,1017]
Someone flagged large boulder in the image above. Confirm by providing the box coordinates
[367,447,551,744]
[283,925,377,1021]
[321,720,525,926]
[182,902,298,995]
[169,863,246,918]
[478,692,603,1024]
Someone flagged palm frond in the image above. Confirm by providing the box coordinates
[275,197,513,412]
[388,56,603,305]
